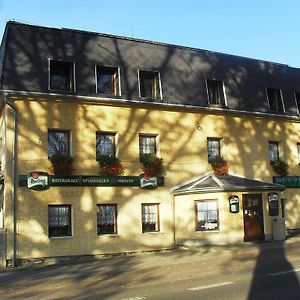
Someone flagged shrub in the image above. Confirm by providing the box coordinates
[140,153,165,178]
[272,159,289,176]
[210,155,229,176]
[50,155,74,176]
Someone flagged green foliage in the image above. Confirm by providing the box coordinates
[272,159,289,176]
[210,155,229,176]
[140,153,165,178]
[98,155,124,176]
[50,154,74,175]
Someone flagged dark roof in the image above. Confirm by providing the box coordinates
[1,21,300,117]
[172,173,285,195]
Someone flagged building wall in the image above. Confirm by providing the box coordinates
[3,96,300,260]
[174,191,279,246]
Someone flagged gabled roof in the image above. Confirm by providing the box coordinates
[171,173,285,195]
[0,21,300,118]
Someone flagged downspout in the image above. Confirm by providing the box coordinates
[2,93,17,267]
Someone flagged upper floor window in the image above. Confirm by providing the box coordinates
[49,60,74,92]
[195,200,219,231]
[297,143,300,164]
[269,141,279,163]
[207,138,221,162]
[295,92,300,114]
[139,134,157,158]
[97,204,117,235]
[48,130,70,158]
[139,71,162,99]
[142,203,160,233]
[48,205,72,238]
[96,132,116,160]
[96,66,120,95]
[266,88,284,112]
[206,79,226,106]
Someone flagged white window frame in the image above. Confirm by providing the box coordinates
[96,131,118,159]
[95,65,121,96]
[139,133,160,157]
[205,79,228,106]
[138,70,162,100]
[294,92,300,114]
[265,87,285,113]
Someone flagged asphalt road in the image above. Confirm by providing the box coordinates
[0,238,300,299]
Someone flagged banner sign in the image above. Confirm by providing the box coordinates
[19,172,164,191]
[273,176,300,188]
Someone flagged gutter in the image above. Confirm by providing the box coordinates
[0,93,17,267]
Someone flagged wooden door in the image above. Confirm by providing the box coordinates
[243,194,265,242]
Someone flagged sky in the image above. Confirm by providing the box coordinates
[0,0,300,67]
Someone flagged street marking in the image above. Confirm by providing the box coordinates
[267,268,300,277]
[189,281,234,291]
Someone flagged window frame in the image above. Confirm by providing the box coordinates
[139,134,158,159]
[206,79,227,106]
[207,137,221,162]
[96,132,117,160]
[97,204,118,235]
[141,203,160,233]
[48,205,72,238]
[95,65,121,96]
[294,92,300,115]
[138,70,162,100]
[48,129,71,158]
[195,200,219,232]
[266,87,285,113]
[297,143,300,164]
[268,141,280,164]
[48,59,76,93]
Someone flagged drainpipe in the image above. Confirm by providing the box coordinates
[1,93,17,267]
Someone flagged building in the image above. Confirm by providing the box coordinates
[0,21,299,266]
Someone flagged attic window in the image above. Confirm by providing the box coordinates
[266,88,284,112]
[295,92,300,114]
[49,60,75,92]
[139,71,162,99]
[96,66,120,95]
[206,79,226,106]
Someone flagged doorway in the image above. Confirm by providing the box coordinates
[243,194,265,242]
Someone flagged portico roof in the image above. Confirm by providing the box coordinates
[171,173,285,195]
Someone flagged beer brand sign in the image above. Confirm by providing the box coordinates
[19,173,164,190]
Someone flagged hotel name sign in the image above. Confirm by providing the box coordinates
[273,176,300,188]
[19,172,164,191]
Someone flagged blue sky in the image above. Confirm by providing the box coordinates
[0,0,300,67]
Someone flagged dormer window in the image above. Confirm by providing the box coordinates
[49,60,75,92]
[266,88,284,112]
[206,79,226,106]
[96,66,120,96]
[295,92,300,114]
[138,70,162,99]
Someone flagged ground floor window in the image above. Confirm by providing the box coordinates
[195,200,219,231]
[97,204,117,234]
[142,203,160,233]
[48,205,72,237]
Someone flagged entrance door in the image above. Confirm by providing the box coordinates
[243,194,264,242]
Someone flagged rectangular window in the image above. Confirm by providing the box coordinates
[206,79,226,106]
[96,132,116,159]
[96,66,120,95]
[207,138,221,162]
[49,60,74,92]
[269,141,279,163]
[48,205,71,237]
[295,92,300,114]
[48,130,70,158]
[97,204,117,235]
[139,71,161,99]
[297,143,300,164]
[266,88,284,112]
[139,134,157,158]
[195,200,219,231]
[142,204,160,233]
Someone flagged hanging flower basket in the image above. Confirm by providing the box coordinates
[50,155,74,176]
[272,159,289,176]
[98,155,124,176]
[210,155,229,176]
[140,153,165,179]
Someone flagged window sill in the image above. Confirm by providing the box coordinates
[97,234,120,237]
[49,236,73,240]
[142,231,163,234]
